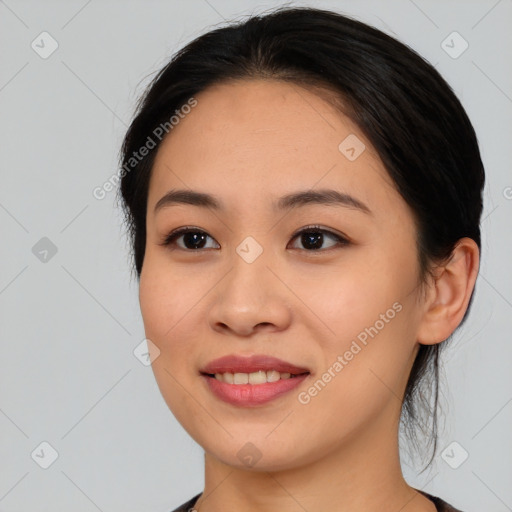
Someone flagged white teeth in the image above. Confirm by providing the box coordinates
[223,372,234,384]
[213,370,296,384]
[234,372,248,384]
[266,370,281,383]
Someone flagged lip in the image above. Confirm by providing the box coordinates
[200,354,310,375]
[199,354,311,407]
[201,372,309,407]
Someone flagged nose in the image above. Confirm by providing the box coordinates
[207,251,293,337]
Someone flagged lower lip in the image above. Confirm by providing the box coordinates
[201,373,310,407]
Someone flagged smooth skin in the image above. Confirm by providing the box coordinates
[139,79,479,512]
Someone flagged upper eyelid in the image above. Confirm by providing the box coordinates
[290,225,344,238]
[162,225,348,247]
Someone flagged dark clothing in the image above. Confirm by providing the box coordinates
[170,489,463,511]
[419,490,464,511]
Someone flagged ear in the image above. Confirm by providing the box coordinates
[417,237,480,345]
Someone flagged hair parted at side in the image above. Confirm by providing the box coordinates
[116,6,485,472]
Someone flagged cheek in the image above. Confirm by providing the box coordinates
[138,257,202,420]
[298,289,414,443]
[299,246,419,395]
[302,253,414,342]
[139,266,171,344]
[138,253,204,347]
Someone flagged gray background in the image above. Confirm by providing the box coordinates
[0,0,511,511]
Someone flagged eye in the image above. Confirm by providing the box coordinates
[159,226,219,251]
[288,225,349,252]
[159,225,349,252]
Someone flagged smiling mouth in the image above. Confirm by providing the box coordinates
[200,369,311,407]
[201,370,310,385]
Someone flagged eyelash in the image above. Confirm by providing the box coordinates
[158,225,350,253]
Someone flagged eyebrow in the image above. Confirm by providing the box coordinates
[154,188,372,215]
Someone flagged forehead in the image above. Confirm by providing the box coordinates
[148,79,399,216]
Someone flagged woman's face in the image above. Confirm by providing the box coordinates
[139,79,427,470]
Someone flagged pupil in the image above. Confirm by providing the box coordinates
[184,232,206,249]
[181,231,324,250]
[302,232,323,250]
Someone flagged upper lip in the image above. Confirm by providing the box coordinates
[200,355,310,375]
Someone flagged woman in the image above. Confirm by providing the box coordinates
[117,6,483,512]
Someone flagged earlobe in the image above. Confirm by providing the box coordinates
[417,238,480,346]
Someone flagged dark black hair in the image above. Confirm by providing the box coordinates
[117,6,485,471]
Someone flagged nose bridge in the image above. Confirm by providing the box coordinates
[208,235,291,334]
[226,234,273,304]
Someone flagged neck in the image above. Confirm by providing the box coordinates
[193,401,436,512]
